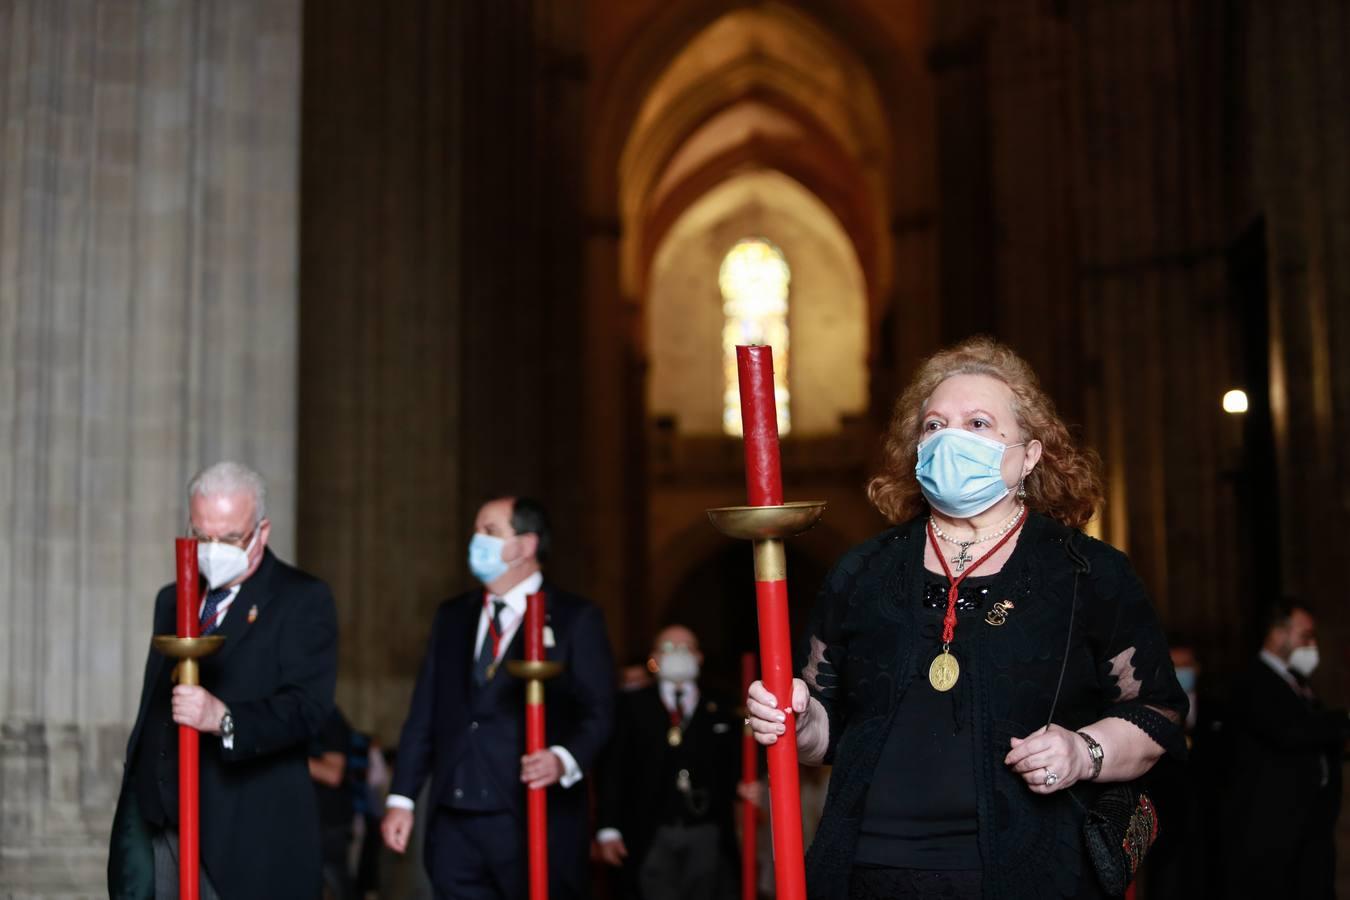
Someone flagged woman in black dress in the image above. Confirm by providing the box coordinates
[746,337,1187,899]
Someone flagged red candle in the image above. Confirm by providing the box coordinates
[525,592,545,662]
[173,536,203,900]
[734,344,805,900]
[736,345,784,507]
[175,538,199,638]
[522,590,550,900]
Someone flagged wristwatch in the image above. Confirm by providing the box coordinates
[1077,730,1104,780]
[220,711,235,740]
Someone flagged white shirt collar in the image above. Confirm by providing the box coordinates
[658,679,699,718]
[476,571,544,662]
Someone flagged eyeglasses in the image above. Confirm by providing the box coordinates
[657,641,697,653]
[187,522,261,550]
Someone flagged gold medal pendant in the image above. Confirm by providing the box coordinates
[667,726,683,747]
[928,650,960,692]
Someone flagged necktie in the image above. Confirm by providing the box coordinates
[473,600,506,686]
[1289,668,1314,700]
[200,587,232,635]
[672,687,685,725]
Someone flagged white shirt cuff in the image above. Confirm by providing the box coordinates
[596,827,623,844]
[550,745,582,788]
[385,794,416,811]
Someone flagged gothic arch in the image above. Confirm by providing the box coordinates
[609,3,897,310]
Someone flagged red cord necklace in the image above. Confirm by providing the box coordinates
[925,506,1027,691]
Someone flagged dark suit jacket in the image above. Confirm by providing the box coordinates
[108,549,339,900]
[391,582,615,889]
[597,684,741,885]
[1222,658,1349,897]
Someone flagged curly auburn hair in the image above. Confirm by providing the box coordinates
[866,336,1103,529]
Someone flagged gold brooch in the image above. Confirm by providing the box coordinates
[984,600,1014,626]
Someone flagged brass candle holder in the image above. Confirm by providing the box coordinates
[706,500,827,578]
[152,635,226,686]
[506,659,563,703]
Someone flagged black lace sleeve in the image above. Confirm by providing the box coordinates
[796,549,861,764]
[1085,545,1189,758]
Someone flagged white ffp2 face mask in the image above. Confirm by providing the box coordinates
[1288,644,1319,677]
[197,528,260,589]
[656,649,700,684]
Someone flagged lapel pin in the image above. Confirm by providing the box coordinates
[247,604,258,624]
[985,599,1014,627]
[543,626,556,648]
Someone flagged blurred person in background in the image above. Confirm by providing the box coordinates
[597,625,740,900]
[1221,603,1350,899]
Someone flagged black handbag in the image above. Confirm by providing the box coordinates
[1082,783,1158,895]
[1047,536,1159,897]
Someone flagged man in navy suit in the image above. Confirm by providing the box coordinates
[108,461,338,900]
[382,496,615,899]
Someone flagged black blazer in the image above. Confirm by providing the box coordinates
[597,684,742,871]
[110,550,339,900]
[1222,659,1348,879]
[390,582,615,872]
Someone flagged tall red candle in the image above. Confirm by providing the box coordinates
[173,537,203,900]
[736,345,784,507]
[733,344,806,900]
[523,591,549,900]
[175,538,199,638]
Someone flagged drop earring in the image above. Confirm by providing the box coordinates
[1017,476,1027,501]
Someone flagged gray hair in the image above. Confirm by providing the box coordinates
[188,461,268,525]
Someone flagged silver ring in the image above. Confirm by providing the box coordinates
[744,717,752,726]
[1045,770,1059,786]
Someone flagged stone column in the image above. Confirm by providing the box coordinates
[0,0,301,892]
[1246,0,1350,624]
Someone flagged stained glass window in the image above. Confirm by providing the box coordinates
[720,238,790,436]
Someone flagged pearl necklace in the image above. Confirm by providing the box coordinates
[929,503,1026,573]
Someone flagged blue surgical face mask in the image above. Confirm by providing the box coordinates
[915,428,1025,518]
[468,533,511,584]
[1174,667,1197,693]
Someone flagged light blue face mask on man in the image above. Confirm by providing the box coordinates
[915,428,1024,518]
[468,533,511,584]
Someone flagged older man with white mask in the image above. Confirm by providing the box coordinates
[109,461,338,900]
[597,625,742,900]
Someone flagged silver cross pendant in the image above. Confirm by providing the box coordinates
[951,542,974,572]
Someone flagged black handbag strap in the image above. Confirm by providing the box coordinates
[1047,532,1093,813]
[1045,531,1091,728]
